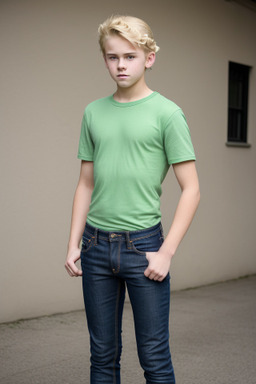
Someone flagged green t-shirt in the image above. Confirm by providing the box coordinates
[78,92,196,231]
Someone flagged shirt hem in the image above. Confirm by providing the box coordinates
[86,217,162,232]
[77,155,94,161]
[168,156,196,165]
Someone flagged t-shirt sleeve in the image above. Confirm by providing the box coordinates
[163,109,196,164]
[77,111,94,161]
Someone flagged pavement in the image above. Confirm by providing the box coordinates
[0,275,256,384]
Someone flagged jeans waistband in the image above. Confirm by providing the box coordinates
[85,221,163,245]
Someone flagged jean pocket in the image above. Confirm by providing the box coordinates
[131,232,163,256]
[130,240,147,256]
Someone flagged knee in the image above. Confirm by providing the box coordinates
[91,341,122,367]
[138,344,175,383]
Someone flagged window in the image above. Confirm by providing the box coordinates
[227,61,251,146]
[225,0,256,13]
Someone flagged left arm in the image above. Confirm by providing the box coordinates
[144,160,200,281]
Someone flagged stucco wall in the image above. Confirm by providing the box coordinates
[1,0,256,322]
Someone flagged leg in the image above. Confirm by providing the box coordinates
[124,226,175,384]
[127,275,175,384]
[81,230,126,384]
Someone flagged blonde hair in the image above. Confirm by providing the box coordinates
[98,15,160,54]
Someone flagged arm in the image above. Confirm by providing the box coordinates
[144,160,200,281]
[65,160,94,277]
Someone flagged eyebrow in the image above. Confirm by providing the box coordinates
[106,52,137,56]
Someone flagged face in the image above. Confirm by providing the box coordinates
[103,34,155,90]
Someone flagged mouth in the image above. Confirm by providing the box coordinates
[117,74,129,78]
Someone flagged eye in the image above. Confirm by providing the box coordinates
[108,56,117,61]
[127,55,135,60]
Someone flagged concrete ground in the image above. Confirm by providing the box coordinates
[0,275,256,384]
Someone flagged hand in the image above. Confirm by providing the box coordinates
[65,247,83,277]
[144,251,171,282]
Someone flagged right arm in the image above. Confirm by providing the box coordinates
[65,160,94,277]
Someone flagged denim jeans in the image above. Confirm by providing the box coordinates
[80,221,175,384]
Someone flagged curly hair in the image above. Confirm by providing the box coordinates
[98,15,160,54]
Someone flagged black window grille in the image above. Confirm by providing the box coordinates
[228,62,250,143]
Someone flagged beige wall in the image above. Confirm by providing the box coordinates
[1,0,256,323]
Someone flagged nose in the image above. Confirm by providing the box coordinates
[117,58,126,70]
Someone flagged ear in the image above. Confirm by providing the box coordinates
[145,52,156,69]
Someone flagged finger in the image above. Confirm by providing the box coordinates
[144,267,152,278]
[65,265,74,277]
[65,262,82,277]
[156,272,167,282]
[71,267,82,277]
[144,269,157,280]
[144,257,155,274]
[65,263,77,276]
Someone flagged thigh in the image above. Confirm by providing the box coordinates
[125,230,171,346]
[127,273,170,348]
[80,232,125,351]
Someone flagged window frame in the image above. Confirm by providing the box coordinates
[226,61,251,148]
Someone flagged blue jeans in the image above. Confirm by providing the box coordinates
[80,222,175,384]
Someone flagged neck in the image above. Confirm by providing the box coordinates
[113,83,153,103]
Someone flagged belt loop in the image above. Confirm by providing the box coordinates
[125,231,132,250]
[94,227,98,245]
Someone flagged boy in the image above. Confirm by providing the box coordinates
[65,15,200,384]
